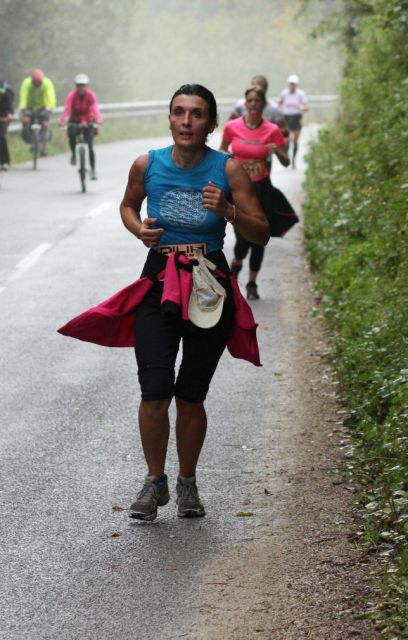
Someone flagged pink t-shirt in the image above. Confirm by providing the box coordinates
[222,117,285,182]
[59,89,103,125]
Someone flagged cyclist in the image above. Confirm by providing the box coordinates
[278,74,309,168]
[18,69,56,156]
[0,80,14,170]
[59,73,102,180]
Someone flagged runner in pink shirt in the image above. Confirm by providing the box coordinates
[221,86,297,300]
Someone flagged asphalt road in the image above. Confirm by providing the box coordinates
[0,128,316,640]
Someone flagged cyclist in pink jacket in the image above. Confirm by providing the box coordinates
[60,73,102,179]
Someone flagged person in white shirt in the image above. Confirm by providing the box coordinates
[278,74,309,168]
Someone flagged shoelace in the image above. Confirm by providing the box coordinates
[178,484,199,505]
[137,483,158,504]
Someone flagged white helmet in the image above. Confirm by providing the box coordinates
[287,74,299,84]
[74,73,90,85]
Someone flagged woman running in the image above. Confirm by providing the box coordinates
[278,74,309,169]
[58,84,269,521]
[220,86,290,299]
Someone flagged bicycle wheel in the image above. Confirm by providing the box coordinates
[32,133,38,170]
[78,146,86,193]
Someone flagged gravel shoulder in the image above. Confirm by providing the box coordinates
[184,136,380,640]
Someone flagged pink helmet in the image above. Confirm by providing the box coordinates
[31,69,44,86]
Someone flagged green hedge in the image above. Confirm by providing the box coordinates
[303,1,408,636]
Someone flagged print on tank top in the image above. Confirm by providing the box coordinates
[160,188,207,228]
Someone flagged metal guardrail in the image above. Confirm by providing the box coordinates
[9,95,337,132]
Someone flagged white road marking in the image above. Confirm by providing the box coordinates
[9,243,53,282]
[85,201,115,218]
[0,202,115,295]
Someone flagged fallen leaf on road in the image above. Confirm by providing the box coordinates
[111,504,124,511]
[264,488,272,495]
[111,532,121,538]
[236,511,254,517]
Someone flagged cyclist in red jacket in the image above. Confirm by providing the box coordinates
[59,74,102,179]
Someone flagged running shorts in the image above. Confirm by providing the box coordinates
[285,114,303,131]
[134,274,234,403]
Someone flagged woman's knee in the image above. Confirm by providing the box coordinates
[175,396,205,418]
[140,398,172,419]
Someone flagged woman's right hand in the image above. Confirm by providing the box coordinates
[138,217,164,248]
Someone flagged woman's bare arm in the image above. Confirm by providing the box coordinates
[202,158,270,247]
[266,142,290,167]
[219,138,230,153]
[120,154,164,248]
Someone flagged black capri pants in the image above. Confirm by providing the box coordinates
[134,275,234,403]
[233,177,273,272]
[234,231,264,272]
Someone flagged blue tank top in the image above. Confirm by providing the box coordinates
[144,145,231,253]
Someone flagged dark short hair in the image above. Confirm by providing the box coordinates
[245,86,267,106]
[169,84,218,125]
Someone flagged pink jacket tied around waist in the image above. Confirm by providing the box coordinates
[57,252,261,366]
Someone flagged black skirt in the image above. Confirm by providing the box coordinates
[253,177,299,237]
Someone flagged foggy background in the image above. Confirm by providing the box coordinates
[0,0,341,104]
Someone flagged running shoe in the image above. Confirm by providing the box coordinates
[0,164,8,171]
[246,281,260,300]
[90,169,98,180]
[128,474,170,521]
[230,259,242,280]
[176,476,205,518]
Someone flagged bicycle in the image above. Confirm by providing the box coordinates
[23,109,52,170]
[70,122,98,192]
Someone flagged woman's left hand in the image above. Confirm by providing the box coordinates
[202,181,229,217]
[265,143,278,154]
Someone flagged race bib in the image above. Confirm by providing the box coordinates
[241,160,265,180]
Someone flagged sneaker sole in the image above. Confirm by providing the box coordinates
[177,508,205,518]
[128,510,158,521]
[128,492,170,521]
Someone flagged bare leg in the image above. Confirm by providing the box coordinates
[138,398,171,476]
[292,130,300,167]
[175,397,207,477]
[249,269,258,283]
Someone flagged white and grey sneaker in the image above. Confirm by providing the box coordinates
[176,476,205,518]
[129,474,170,521]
